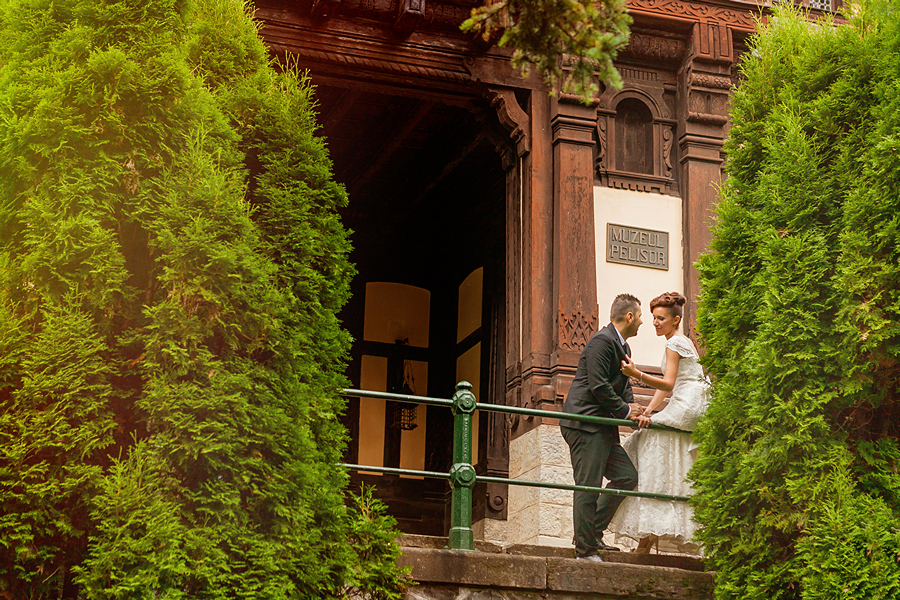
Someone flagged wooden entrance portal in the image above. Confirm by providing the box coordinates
[253,0,764,541]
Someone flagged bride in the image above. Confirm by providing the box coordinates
[610,292,709,554]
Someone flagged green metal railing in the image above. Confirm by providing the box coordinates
[343,381,691,551]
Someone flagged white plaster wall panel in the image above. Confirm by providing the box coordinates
[593,186,684,367]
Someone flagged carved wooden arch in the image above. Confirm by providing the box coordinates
[607,87,663,118]
[596,86,678,195]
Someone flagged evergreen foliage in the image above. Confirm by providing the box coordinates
[0,0,406,597]
[693,2,900,598]
[461,0,631,101]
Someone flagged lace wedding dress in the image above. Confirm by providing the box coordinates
[608,334,709,554]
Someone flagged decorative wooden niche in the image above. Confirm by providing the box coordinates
[597,89,677,195]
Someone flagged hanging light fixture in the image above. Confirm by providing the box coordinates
[390,339,419,431]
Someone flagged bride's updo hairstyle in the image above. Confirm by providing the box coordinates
[649,292,687,319]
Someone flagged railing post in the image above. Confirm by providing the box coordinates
[448,381,477,551]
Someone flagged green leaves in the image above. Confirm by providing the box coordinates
[461,0,631,101]
[694,3,900,598]
[0,0,402,597]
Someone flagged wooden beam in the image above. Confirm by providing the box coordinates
[403,129,486,216]
[309,74,479,106]
[348,100,434,193]
[319,88,361,134]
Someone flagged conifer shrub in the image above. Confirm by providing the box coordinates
[0,0,406,597]
[693,2,900,598]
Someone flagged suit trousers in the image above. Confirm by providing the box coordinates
[561,425,638,556]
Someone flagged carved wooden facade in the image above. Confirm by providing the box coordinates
[252,0,839,537]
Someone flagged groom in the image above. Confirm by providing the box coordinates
[561,293,644,561]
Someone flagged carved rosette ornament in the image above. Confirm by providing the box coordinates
[558,307,599,352]
[691,73,733,90]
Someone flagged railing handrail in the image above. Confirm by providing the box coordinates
[342,464,690,502]
[342,382,695,551]
[342,388,692,434]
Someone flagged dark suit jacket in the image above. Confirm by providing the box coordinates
[561,323,634,438]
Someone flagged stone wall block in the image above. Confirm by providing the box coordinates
[509,427,541,477]
[560,508,574,541]
[537,465,575,486]
[538,503,566,538]
[483,518,508,542]
[539,426,571,467]
[508,477,540,511]
[539,485,574,506]
[537,503,561,538]
[515,504,541,541]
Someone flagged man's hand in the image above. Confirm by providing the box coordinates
[620,356,640,378]
[627,404,644,421]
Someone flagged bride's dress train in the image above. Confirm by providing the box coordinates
[608,334,709,554]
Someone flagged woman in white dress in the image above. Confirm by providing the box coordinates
[609,292,709,554]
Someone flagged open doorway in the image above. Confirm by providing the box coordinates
[314,81,508,534]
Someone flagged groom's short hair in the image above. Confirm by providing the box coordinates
[610,293,641,322]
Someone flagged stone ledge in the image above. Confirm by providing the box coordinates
[546,557,715,599]
[398,538,715,600]
[398,534,707,571]
[399,547,548,589]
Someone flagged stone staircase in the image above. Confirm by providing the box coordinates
[398,534,714,599]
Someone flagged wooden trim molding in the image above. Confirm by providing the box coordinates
[628,0,760,30]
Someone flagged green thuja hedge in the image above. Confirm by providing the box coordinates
[0,0,406,597]
[693,2,900,598]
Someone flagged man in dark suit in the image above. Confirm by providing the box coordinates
[561,293,645,561]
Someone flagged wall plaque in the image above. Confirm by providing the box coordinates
[607,223,669,270]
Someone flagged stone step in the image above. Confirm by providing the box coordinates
[398,535,715,600]
[398,534,707,571]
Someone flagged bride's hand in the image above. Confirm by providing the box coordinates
[638,414,653,429]
[620,356,639,378]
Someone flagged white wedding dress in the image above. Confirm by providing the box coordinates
[608,334,709,554]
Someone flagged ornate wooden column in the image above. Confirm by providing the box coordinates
[551,95,601,392]
[497,91,600,547]
[678,21,734,337]
[501,89,554,435]
[476,87,542,543]
[504,91,601,429]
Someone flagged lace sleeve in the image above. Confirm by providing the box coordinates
[665,335,697,359]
